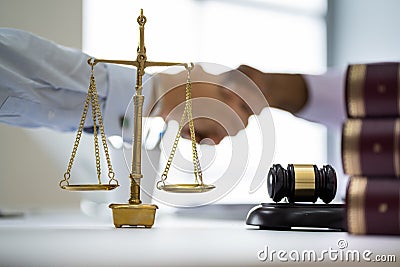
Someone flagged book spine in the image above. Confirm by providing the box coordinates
[346,62,400,118]
[346,177,400,235]
[342,118,400,176]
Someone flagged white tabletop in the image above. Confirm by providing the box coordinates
[0,208,399,267]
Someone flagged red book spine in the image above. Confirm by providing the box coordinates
[346,177,400,235]
[346,62,400,118]
[342,118,400,176]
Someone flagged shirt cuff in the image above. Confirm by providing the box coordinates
[296,69,347,128]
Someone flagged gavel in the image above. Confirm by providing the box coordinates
[267,164,337,203]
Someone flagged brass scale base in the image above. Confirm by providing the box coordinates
[63,184,214,228]
[61,9,214,228]
[110,183,214,228]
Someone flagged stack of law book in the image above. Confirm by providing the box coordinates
[342,62,400,235]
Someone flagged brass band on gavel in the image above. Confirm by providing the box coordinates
[267,164,337,203]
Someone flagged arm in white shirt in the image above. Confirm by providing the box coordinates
[298,70,346,129]
[0,28,153,137]
[0,28,347,152]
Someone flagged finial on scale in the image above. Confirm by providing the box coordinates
[138,8,146,25]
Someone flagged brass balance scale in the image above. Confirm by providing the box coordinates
[59,9,215,228]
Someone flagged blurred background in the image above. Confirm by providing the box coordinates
[0,0,400,211]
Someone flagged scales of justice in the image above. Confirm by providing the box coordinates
[59,9,215,228]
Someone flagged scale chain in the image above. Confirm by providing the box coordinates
[157,67,203,189]
[60,78,92,187]
[90,70,101,184]
[186,76,203,185]
[89,64,117,184]
[59,62,118,188]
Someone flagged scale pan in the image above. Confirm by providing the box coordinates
[159,184,215,193]
[61,184,119,191]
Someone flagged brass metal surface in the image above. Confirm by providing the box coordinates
[347,64,366,117]
[342,120,362,175]
[109,204,158,228]
[89,10,191,207]
[61,184,119,191]
[62,9,204,228]
[156,64,215,192]
[60,56,118,191]
[158,184,216,193]
[347,177,367,234]
[98,9,193,227]
[293,164,315,197]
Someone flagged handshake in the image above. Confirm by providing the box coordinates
[149,64,308,144]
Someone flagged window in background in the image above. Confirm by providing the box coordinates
[83,0,327,202]
[83,0,326,73]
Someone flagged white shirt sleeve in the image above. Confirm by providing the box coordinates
[296,69,347,128]
[0,28,152,137]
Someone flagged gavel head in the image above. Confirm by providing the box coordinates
[267,164,337,204]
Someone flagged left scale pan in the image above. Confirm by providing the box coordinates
[59,58,119,192]
[60,184,119,191]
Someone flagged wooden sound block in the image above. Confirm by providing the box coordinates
[246,203,346,231]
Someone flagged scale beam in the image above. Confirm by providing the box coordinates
[90,59,189,69]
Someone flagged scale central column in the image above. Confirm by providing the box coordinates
[108,9,191,228]
[129,82,144,204]
[129,11,147,205]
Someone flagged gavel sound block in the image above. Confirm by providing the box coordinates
[246,164,346,231]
